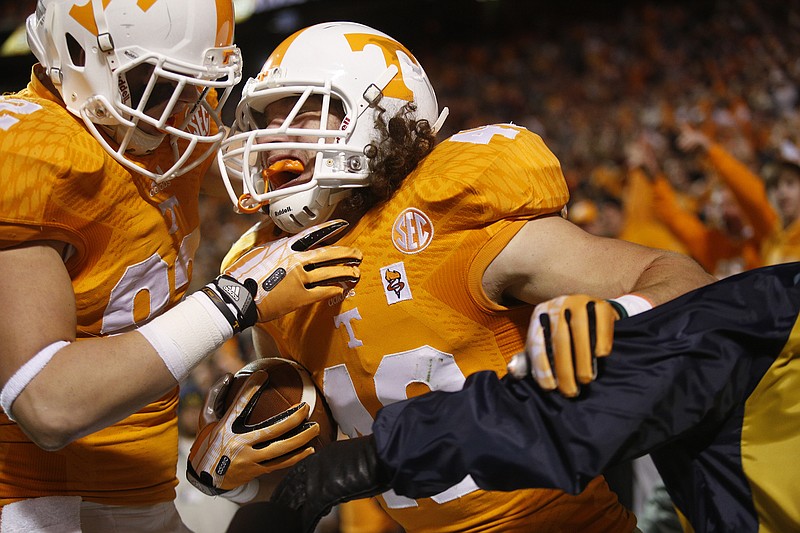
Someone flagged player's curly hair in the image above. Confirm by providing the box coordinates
[340,103,437,215]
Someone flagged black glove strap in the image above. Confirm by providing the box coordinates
[201,275,258,333]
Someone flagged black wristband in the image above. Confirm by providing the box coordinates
[202,275,258,333]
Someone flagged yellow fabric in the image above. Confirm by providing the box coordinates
[0,69,216,506]
[740,312,800,532]
[339,498,401,533]
[675,505,695,533]
[253,125,635,532]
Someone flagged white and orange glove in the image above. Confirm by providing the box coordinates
[507,294,652,397]
[187,371,320,502]
[201,219,362,332]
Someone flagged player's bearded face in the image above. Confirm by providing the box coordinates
[251,96,345,193]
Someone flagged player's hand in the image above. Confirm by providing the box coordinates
[507,295,619,397]
[270,436,393,533]
[225,219,361,322]
[187,370,320,497]
[675,123,711,154]
[203,219,362,332]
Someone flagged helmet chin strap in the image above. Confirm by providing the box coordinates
[101,124,167,156]
[269,187,351,234]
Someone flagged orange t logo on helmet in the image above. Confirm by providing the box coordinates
[260,29,418,102]
[344,34,416,102]
[68,0,235,47]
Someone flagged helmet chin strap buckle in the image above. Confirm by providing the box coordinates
[363,84,383,106]
[97,33,114,53]
[48,67,62,86]
[359,64,399,115]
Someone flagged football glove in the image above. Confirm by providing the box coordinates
[507,295,619,397]
[270,435,392,533]
[200,219,362,332]
[187,370,320,497]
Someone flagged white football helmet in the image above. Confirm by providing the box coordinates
[218,21,448,233]
[26,0,242,183]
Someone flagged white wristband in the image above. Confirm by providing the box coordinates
[609,294,653,318]
[138,293,234,382]
[1,340,70,421]
[221,479,259,504]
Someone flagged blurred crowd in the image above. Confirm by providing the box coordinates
[180,0,800,529]
[0,2,34,33]
[421,0,800,277]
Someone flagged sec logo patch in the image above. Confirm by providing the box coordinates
[392,207,434,254]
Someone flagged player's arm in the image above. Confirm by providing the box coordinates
[486,214,715,395]
[0,240,176,450]
[0,221,360,451]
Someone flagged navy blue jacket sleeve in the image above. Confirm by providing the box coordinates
[372,263,800,499]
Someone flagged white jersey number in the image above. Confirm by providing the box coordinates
[101,229,199,333]
[323,345,479,509]
[0,99,43,131]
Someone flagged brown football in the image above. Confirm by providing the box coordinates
[223,357,338,451]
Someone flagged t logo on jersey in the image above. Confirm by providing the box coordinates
[381,262,412,304]
[392,207,434,254]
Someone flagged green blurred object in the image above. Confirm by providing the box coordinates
[1,24,29,57]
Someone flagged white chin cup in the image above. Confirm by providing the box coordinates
[106,124,167,156]
[268,186,348,234]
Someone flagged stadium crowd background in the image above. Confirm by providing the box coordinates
[1,0,798,531]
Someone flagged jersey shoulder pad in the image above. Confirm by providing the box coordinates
[412,124,569,227]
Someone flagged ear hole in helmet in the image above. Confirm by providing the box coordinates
[65,33,85,67]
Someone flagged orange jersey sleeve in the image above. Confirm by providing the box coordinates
[706,143,779,244]
[0,71,215,506]
[257,125,634,532]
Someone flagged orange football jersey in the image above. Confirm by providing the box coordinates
[0,70,216,506]
[249,125,636,531]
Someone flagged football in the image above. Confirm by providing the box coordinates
[223,357,338,450]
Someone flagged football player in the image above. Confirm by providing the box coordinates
[0,2,360,532]
[197,21,713,532]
